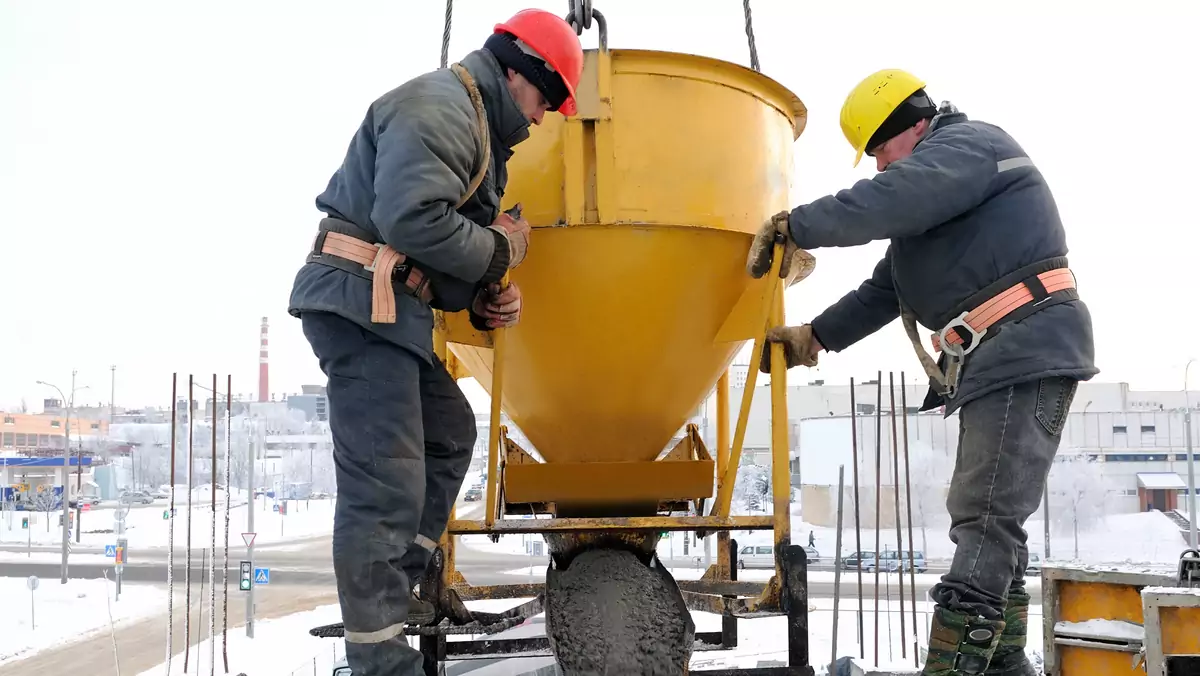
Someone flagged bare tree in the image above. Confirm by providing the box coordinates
[32,490,58,532]
[138,444,172,491]
[1048,453,1108,559]
[907,445,954,554]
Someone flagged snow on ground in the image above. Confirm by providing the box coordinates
[0,496,337,550]
[136,599,526,676]
[1055,618,1144,641]
[0,550,116,564]
[133,592,1043,675]
[0,576,166,668]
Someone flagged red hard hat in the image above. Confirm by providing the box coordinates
[494,9,584,117]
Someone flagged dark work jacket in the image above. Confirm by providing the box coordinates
[792,104,1098,415]
[288,48,531,363]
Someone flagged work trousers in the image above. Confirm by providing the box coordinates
[930,375,1078,620]
[301,311,476,676]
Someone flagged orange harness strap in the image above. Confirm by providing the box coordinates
[318,232,432,323]
[932,268,1077,353]
[307,62,492,324]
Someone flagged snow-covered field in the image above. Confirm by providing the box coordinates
[0,576,166,668]
[0,495,337,550]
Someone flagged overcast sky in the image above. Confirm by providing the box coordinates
[2,0,1197,413]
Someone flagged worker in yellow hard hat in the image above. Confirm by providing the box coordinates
[747,69,1097,676]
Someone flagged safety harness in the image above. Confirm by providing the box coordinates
[305,62,492,324]
[902,257,1079,399]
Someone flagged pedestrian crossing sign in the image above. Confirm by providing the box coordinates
[105,544,117,557]
[254,568,270,585]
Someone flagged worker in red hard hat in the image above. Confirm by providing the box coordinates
[286,9,582,676]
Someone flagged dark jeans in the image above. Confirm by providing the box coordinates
[301,311,476,676]
[930,376,1078,620]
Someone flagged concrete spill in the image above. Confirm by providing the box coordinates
[546,548,695,675]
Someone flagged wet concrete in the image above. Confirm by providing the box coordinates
[546,548,694,675]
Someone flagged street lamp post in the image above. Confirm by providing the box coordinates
[37,371,88,584]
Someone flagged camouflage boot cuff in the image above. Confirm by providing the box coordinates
[997,591,1031,652]
[984,591,1037,674]
[923,606,1006,675]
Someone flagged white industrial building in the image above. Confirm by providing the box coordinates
[686,369,1199,537]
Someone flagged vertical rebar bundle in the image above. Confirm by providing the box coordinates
[222,375,232,673]
[185,376,194,673]
[166,374,177,676]
[831,464,846,673]
[873,370,882,665]
[209,375,217,676]
[889,372,908,658]
[849,377,865,658]
[900,372,920,665]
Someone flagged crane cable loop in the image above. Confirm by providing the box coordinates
[568,0,593,34]
[564,3,608,52]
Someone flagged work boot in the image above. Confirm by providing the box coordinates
[922,605,1006,675]
[984,590,1037,675]
[407,589,436,626]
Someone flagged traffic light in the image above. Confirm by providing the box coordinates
[240,560,252,591]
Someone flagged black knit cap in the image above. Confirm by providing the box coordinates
[484,32,571,112]
[866,88,938,155]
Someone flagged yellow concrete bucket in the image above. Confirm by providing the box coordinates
[437,47,806,515]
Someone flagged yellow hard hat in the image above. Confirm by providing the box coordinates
[839,69,927,167]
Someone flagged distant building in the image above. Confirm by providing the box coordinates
[697,380,1200,535]
[1,412,109,454]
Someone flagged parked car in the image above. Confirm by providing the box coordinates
[464,486,483,502]
[864,549,927,573]
[842,551,876,570]
[69,495,101,507]
[119,490,154,504]
[736,544,819,569]
[1026,552,1042,576]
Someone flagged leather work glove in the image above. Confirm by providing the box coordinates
[471,282,522,330]
[487,204,530,269]
[758,324,822,374]
[746,210,816,286]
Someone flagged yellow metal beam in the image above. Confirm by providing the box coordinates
[448,515,774,535]
[503,457,714,504]
[712,242,784,519]
[769,283,791,579]
[485,272,511,527]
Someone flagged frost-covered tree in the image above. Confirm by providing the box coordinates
[32,490,58,532]
[1048,453,1108,559]
[906,442,954,554]
[732,461,770,514]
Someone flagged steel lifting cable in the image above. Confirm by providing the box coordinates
[440,0,453,69]
[743,0,761,72]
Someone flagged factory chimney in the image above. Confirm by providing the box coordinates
[259,316,269,403]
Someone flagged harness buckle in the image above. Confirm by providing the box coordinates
[938,311,987,359]
[362,243,386,273]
